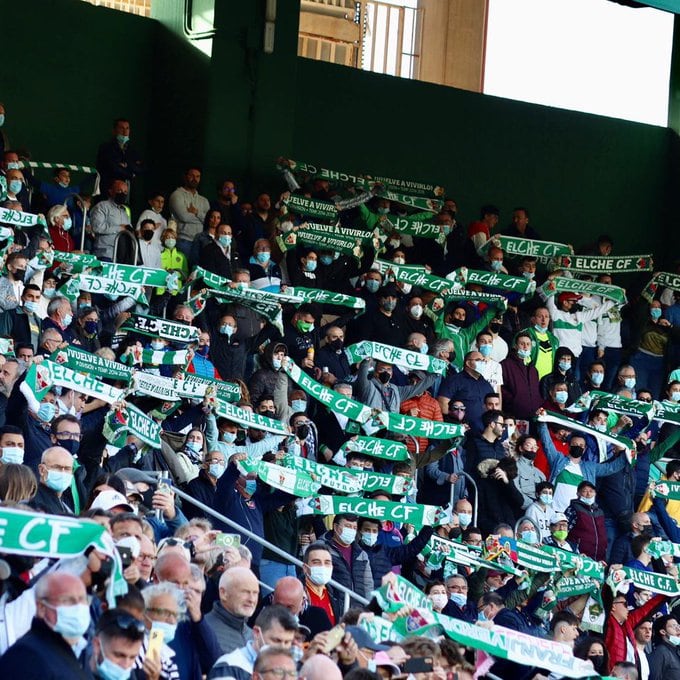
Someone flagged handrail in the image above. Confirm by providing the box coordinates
[112,229,139,264]
[170,485,370,610]
[450,470,478,528]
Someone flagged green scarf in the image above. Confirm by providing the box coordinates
[608,566,680,596]
[339,435,410,461]
[283,456,362,494]
[0,206,47,229]
[539,276,627,306]
[384,214,445,242]
[374,259,452,294]
[103,403,162,449]
[53,250,101,273]
[288,286,366,310]
[50,346,133,382]
[555,253,654,273]
[238,459,320,497]
[481,234,572,261]
[59,274,148,305]
[99,262,177,289]
[214,397,289,435]
[345,340,448,375]
[282,194,338,221]
[454,267,536,295]
[121,313,200,343]
[642,271,680,303]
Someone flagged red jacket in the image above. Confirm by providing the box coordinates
[401,391,442,455]
[605,593,665,672]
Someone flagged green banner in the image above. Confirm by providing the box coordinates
[540,276,627,306]
[282,194,338,221]
[26,359,125,404]
[374,259,452,294]
[99,262,177,289]
[608,566,680,596]
[239,459,320,497]
[345,340,447,375]
[340,435,410,462]
[642,271,680,303]
[287,286,366,311]
[59,274,148,304]
[214,397,289,435]
[299,494,450,527]
[0,206,47,229]
[51,346,133,382]
[121,313,200,343]
[454,267,536,295]
[384,214,445,242]
[556,253,654,273]
[482,234,572,262]
[53,250,101,273]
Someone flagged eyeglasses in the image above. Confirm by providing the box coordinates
[101,613,146,636]
[45,464,73,473]
[55,432,82,441]
[258,670,298,679]
[146,607,179,622]
[451,406,466,411]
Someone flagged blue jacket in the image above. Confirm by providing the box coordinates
[537,422,627,485]
[170,617,222,680]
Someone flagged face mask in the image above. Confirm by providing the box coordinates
[594,423,607,433]
[329,338,344,352]
[651,308,662,320]
[624,377,636,390]
[97,654,132,680]
[671,392,680,402]
[520,530,538,544]
[382,299,397,312]
[291,399,307,413]
[218,235,232,248]
[393,257,406,265]
[46,470,73,493]
[221,431,237,444]
[540,493,553,505]
[8,179,22,195]
[523,271,535,280]
[591,372,604,386]
[296,320,314,333]
[569,445,584,458]
[0,114,4,127]
[116,134,129,145]
[43,288,57,299]
[377,371,391,385]
[558,361,571,372]
[220,324,235,337]
[478,611,488,622]
[197,345,210,357]
[24,300,38,314]
[308,566,332,586]
[58,438,80,457]
[256,251,271,264]
[62,313,73,327]
[361,532,378,547]
[552,529,568,541]
[84,320,98,334]
[479,344,492,357]
[449,592,467,608]
[365,279,380,293]
[164,238,176,249]
[2,446,24,464]
[409,304,423,319]
[305,260,317,272]
[320,255,333,266]
[62,216,73,231]
[339,527,357,544]
[377,207,390,215]
[429,594,448,610]
[272,357,282,370]
[142,229,154,241]
[245,479,258,495]
[490,260,503,271]
[38,402,56,422]
[588,656,605,672]
[151,340,165,351]
[47,602,90,638]
[554,390,568,404]
[113,192,127,205]
[186,440,202,453]
[419,343,429,355]
[579,495,595,506]
[296,424,310,440]
[209,462,226,479]
[474,360,486,373]
[151,620,176,645]
[534,324,546,333]
[517,348,531,359]
[400,282,412,295]
[458,512,472,528]
[668,634,680,647]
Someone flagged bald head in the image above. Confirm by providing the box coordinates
[155,551,192,588]
[300,653,343,680]
[219,566,259,617]
[273,576,304,615]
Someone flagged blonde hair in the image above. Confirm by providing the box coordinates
[0,464,37,503]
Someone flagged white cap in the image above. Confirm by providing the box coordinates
[91,489,134,514]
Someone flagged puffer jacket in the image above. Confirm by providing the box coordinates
[248,341,287,404]
[322,531,374,600]
[564,498,607,561]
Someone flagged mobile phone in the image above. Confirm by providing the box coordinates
[401,657,434,674]
[117,546,133,569]
[322,624,345,653]
[147,627,164,660]
[215,533,241,548]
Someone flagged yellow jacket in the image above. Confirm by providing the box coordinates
[638,474,680,523]
[157,247,188,295]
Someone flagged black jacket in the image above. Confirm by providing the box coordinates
[199,240,242,280]
[322,531,374,600]
[0,617,87,679]
[183,470,218,520]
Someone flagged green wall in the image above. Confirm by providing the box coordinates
[291,58,678,266]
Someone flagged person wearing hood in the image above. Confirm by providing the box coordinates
[513,435,546,510]
[249,342,287,404]
[209,313,247,381]
[540,346,582,404]
[476,457,525,536]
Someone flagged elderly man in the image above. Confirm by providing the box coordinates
[90,178,132,260]
[251,647,297,680]
[205,567,260,654]
[42,296,77,344]
[299,653,343,680]
[0,572,89,677]
[32,446,76,515]
[208,605,298,680]
[0,356,20,427]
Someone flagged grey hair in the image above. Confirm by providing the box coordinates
[46,204,68,226]
[142,582,187,621]
[431,338,453,356]
[47,296,70,317]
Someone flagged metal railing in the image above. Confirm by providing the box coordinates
[112,230,139,264]
[171,485,370,612]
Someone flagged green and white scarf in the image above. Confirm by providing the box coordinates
[649,480,680,501]
[238,459,320,497]
[282,194,338,221]
[371,410,466,440]
[283,456,362,494]
[384,214,445,242]
[642,271,680,303]
[53,250,101,273]
[555,253,654,273]
[646,538,680,559]
[99,262,179,290]
[568,390,654,423]
[339,435,410,461]
[214,397,289,435]
[653,400,680,426]
[103,403,162,448]
[129,372,184,402]
[25,360,125,404]
[542,544,605,582]
[299,494,450,528]
[121,313,200,343]
[375,187,442,213]
[372,574,434,613]
[122,348,190,367]
[345,340,448,375]
[287,286,366,310]
[453,266,536,296]
[51,346,133,382]
[374,259,452,294]
[482,235,573,261]
[180,373,241,402]
[59,274,148,305]
[0,206,47,229]
[608,566,680,596]
[540,276,627,306]
[0,338,14,355]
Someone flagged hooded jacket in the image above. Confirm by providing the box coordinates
[248,342,287,404]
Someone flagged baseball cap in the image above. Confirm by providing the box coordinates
[550,512,568,525]
[345,625,390,651]
[558,292,582,305]
[90,490,134,513]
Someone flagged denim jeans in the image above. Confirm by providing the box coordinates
[259,559,297,591]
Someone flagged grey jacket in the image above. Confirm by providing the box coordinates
[204,601,253,655]
[650,640,680,680]
[514,455,546,509]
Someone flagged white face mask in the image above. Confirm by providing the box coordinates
[429,593,448,610]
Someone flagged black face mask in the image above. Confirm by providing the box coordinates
[589,656,605,673]
[521,450,536,461]
[489,322,502,334]
[260,409,276,419]
[449,318,464,328]
[377,371,391,385]
[142,229,154,241]
[296,424,310,440]
[449,527,462,540]
[329,339,344,352]
[113,192,128,205]
[569,445,584,458]
[12,268,26,281]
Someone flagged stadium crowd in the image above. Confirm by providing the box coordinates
[0,108,678,680]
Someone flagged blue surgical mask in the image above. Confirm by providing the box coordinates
[305,260,317,272]
[1,446,24,464]
[151,340,165,351]
[449,592,467,608]
[458,512,472,528]
[62,313,73,327]
[624,377,636,390]
[0,114,5,127]
[558,360,571,373]
[419,343,429,355]
[256,251,271,264]
[591,372,604,386]
[46,470,73,493]
[474,360,486,373]
[24,300,38,314]
[221,431,237,444]
[671,392,680,402]
[151,620,176,644]
[291,399,307,413]
[320,255,333,266]
[594,423,607,432]
[8,179,22,195]
[534,324,546,333]
[520,530,538,544]
[220,324,235,337]
[62,217,73,231]
[116,134,129,145]
[209,462,226,479]
[377,207,390,215]
[580,495,595,506]
[339,527,357,544]
[668,634,680,647]
[245,479,257,495]
[47,602,90,638]
[272,357,282,370]
[38,402,56,423]
[479,344,492,357]
[164,239,176,249]
[186,440,202,453]
[218,235,232,248]
[97,655,132,680]
[361,532,378,547]
[554,390,568,404]
[490,260,503,272]
[365,279,380,293]
[651,308,662,320]
[43,288,57,299]
[517,348,531,360]
[478,611,488,622]
[523,271,535,280]
[540,493,553,505]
